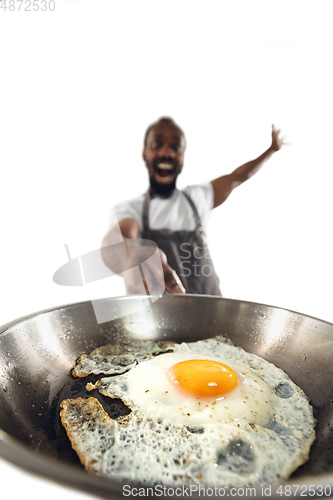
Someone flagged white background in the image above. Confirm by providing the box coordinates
[0,1,333,498]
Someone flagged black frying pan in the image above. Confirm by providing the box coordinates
[1,295,333,499]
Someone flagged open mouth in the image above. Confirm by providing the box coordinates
[154,162,175,183]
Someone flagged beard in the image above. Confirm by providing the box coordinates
[149,157,179,196]
[149,175,177,196]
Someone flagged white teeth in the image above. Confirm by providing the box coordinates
[158,163,173,171]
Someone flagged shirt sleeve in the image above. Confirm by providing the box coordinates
[183,183,214,229]
[107,196,144,233]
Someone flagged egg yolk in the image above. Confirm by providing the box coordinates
[166,359,238,399]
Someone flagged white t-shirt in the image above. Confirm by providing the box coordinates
[108,183,214,235]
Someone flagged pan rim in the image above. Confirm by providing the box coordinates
[1,295,332,337]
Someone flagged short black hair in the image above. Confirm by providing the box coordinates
[143,117,185,147]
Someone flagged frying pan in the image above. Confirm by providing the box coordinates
[1,295,333,499]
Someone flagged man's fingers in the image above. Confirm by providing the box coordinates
[164,269,186,294]
[124,261,186,295]
[123,267,153,295]
[280,135,290,146]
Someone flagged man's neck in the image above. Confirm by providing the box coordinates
[149,180,177,198]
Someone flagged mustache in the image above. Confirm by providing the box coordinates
[153,157,177,169]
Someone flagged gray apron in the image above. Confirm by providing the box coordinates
[142,190,222,296]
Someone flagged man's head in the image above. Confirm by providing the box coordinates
[143,117,186,195]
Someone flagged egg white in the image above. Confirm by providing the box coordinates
[61,337,315,488]
[96,348,274,427]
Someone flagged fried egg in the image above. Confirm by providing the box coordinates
[60,337,315,488]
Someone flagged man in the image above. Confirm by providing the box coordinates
[102,117,285,295]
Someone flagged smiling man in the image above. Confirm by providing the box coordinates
[102,117,285,295]
[143,118,186,195]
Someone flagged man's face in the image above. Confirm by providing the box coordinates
[143,122,185,194]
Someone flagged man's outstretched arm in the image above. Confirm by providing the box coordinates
[101,218,186,294]
[211,125,286,208]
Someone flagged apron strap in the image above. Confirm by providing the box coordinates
[142,190,150,236]
[182,191,202,230]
